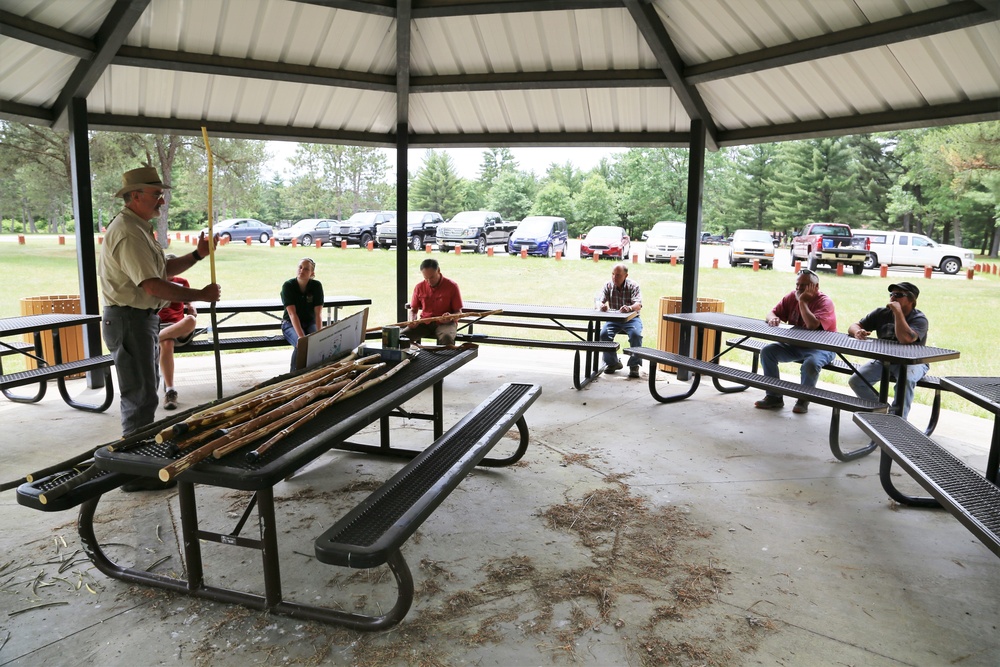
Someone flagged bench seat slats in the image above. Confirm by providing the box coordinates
[0,355,113,390]
[315,382,540,569]
[177,336,287,353]
[853,412,1000,557]
[626,347,888,412]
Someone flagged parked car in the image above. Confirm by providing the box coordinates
[436,211,515,253]
[729,229,775,268]
[507,216,569,257]
[580,225,630,259]
[853,229,974,275]
[274,218,337,246]
[333,211,395,247]
[376,211,443,250]
[791,222,868,274]
[209,218,273,243]
[643,221,686,263]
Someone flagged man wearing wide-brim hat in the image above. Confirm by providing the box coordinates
[846,281,929,419]
[100,166,221,472]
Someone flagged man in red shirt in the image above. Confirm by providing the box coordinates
[755,268,837,414]
[406,259,463,345]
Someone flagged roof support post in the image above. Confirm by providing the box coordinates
[676,119,705,381]
[68,97,105,389]
[395,0,412,324]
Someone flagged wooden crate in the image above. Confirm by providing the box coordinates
[20,295,86,377]
[656,297,724,373]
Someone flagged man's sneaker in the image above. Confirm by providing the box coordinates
[792,399,809,414]
[604,360,623,374]
[754,395,784,410]
[628,366,641,379]
[163,389,178,410]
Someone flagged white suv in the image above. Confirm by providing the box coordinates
[853,230,974,275]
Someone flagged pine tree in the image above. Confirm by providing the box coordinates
[410,150,463,219]
[770,138,857,231]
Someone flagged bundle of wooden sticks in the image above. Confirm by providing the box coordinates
[153,352,410,482]
[14,352,411,504]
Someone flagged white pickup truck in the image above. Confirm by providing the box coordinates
[852,230,975,275]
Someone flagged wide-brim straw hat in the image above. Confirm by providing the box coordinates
[115,166,171,198]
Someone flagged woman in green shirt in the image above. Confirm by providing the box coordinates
[280,258,324,371]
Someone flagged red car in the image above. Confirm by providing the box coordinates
[581,225,631,259]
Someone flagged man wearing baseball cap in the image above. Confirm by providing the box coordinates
[846,281,929,419]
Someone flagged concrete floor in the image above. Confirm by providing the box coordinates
[0,346,997,666]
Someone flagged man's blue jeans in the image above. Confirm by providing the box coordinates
[760,342,834,399]
[600,317,643,368]
[281,320,317,372]
[848,360,929,419]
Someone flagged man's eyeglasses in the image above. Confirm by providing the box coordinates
[797,268,817,277]
[889,291,909,299]
[142,190,164,200]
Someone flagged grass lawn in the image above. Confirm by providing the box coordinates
[2,236,998,417]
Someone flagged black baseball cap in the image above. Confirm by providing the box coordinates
[888,282,919,299]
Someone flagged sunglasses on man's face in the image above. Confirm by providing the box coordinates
[889,291,909,299]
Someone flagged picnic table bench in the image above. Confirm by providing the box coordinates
[626,347,889,461]
[458,300,632,389]
[854,410,1000,558]
[14,347,542,630]
[726,336,945,436]
[0,313,114,412]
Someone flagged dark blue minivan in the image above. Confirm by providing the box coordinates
[507,216,569,257]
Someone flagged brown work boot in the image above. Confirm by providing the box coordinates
[792,399,809,414]
[754,395,784,410]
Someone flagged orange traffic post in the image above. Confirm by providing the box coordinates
[753,259,760,272]
[245,236,252,246]
[315,239,322,249]
[593,251,601,262]
[880,264,888,278]
[269,237,275,247]
[520,248,527,259]
[712,258,718,269]
[425,244,432,253]
[794,260,801,272]
[455,246,461,255]
[340,240,347,249]
[58,235,65,245]
[994,264,998,275]
[670,256,677,266]
[632,253,638,264]
[967,269,975,280]
[17,235,25,245]
[487,246,494,257]
[923,265,932,279]
[175,232,181,240]
[97,236,103,245]
[291,238,297,247]
[836,262,844,276]
[366,240,373,251]
[184,235,190,243]
[555,250,562,260]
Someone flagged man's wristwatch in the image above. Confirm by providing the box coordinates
[191,249,203,262]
